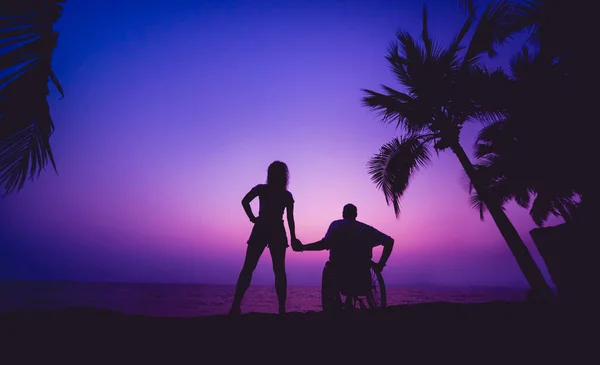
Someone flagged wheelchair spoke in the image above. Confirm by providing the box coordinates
[357,297,367,309]
[322,261,387,312]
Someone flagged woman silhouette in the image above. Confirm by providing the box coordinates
[230,161,299,315]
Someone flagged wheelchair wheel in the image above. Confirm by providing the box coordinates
[365,266,386,309]
[321,262,341,312]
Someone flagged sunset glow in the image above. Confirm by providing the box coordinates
[0,0,560,287]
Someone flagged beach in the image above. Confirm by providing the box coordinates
[0,281,528,316]
[1,301,569,363]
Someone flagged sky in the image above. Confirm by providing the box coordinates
[0,0,563,287]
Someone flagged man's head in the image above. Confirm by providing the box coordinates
[342,203,357,220]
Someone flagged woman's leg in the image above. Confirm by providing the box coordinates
[269,245,287,314]
[231,244,266,313]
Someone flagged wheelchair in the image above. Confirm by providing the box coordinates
[321,260,386,312]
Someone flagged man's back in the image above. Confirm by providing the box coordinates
[322,219,391,265]
[298,204,395,296]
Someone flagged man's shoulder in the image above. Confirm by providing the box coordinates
[355,220,374,229]
[356,221,387,236]
[324,219,344,232]
[329,219,345,227]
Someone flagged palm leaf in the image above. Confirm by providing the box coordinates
[464,0,521,63]
[471,108,578,227]
[465,66,513,123]
[514,0,542,46]
[367,135,431,217]
[529,193,555,227]
[0,0,64,196]
[448,7,476,56]
[421,5,433,57]
[469,188,488,220]
[361,88,431,134]
[384,30,426,96]
[458,0,477,15]
[509,46,537,81]
[466,165,516,221]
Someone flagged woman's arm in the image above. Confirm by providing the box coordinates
[286,201,296,241]
[242,187,259,223]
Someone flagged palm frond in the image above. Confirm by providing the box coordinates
[385,30,427,95]
[466,146,535,222]
[514,0,542,46]
[361,88,430,134]
[448,7,476,56]
[458,0,477,15]
[367,135,431,217]
[510,46,537,81]
[465,66,513,123]
[391,18,453,99]
[529,193,555,227]
[0,0,64,196]
[472,109,578,227]
[464,0,521,63]
[469,188,488,220]
[460,165,489,220]
[467,171,514,221]
[421,5,433,57]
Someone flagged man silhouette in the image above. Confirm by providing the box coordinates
[294,203,394,297]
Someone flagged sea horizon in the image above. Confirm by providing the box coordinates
[0,281,529,317]
[0,278,531,290]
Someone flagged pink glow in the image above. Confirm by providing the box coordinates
[0,0,560,288]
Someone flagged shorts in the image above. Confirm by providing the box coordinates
[247,220,288,249]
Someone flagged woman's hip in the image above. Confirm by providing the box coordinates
[247,222,288,247]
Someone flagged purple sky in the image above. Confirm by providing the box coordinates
[0,0,562,287]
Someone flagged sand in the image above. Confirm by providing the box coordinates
[0,301,576,363]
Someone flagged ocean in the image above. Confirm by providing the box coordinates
[0,281,527,317]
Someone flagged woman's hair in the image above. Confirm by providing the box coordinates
[266,161,289,189]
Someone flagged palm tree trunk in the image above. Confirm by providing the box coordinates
[451,142,555,300]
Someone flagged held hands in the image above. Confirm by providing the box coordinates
[291,238,304,252]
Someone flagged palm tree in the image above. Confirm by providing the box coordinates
[0,0,65,196]
[459,0,573,61]
[464,0,585,228]
[466,43,580,227]
[362,2,554,299]
[468,113,580,227]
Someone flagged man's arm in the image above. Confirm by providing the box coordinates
[369,226,394,268]
[378,237,394,267]
[298,222,336,252]
[301,240,328,251]
[302,222,337,251]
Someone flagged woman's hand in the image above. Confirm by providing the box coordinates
[372,261,386,273]
[291,238,303,252]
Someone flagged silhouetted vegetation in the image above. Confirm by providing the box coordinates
[461,0,588,305]
[0,0,65,196]
[466,0,582,228]
[361,1,557,300]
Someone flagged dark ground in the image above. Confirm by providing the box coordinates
[0,301,585,364]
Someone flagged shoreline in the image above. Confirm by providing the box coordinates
[0,299,539,319]
[1,300,568,362]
